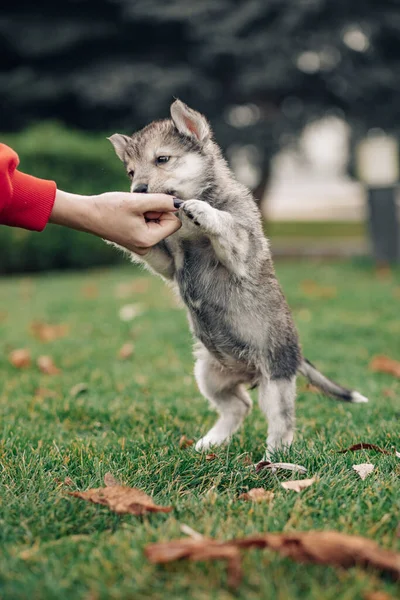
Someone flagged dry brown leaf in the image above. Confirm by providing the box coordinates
[281,477,316,492]
[118,342,135,360]
[69,383,88,397]
[145,530,400,588]
[179,435,194,449]
[34,387,59,400]
[375,264,392,280]
[9,348,31,369]
[255,461,307,474]
[115,279,150,298]
[30,321,69,343]
[353,463,375,480]
[300,280,337,299]
[236,532,400,578]
[81,284,99,299]
[306,383,320,393]
[239,488,274,503]
[370,356,400,379]
[37,355,61,375]
[206,453,217,461]
[298,381,320,394]
[68,473,172,515]
[145,538,242,587]
[64,477,74,487]
[364,591,396,600]
[338,443,392,455]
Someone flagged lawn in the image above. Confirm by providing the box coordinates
[0,260,399,600]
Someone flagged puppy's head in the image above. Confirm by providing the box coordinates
[109,100,215,199]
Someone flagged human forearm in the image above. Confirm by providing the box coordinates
[49,189,97,233]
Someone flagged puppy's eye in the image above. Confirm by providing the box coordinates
[128,170,134,178]
[156,156,170,164]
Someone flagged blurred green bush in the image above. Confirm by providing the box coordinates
[1,122,129,273]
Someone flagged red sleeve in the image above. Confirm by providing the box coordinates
[0,143,56,231]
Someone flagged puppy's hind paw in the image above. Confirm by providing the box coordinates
[195,437,212,452]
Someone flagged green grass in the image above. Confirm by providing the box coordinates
[0,261,399,600]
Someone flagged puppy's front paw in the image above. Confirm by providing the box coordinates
[180,200,218,232]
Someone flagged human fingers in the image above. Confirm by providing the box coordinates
[133,193,178,214]
[145,213,182,244]
[144,211,163,220]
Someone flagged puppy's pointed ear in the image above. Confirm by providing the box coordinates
[170,99,211,142]
[107,133,131,161]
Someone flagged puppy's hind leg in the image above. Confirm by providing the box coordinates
[194,353,252,451]
[258,377,296,459]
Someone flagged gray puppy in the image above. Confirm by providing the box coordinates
[109,100,368,458]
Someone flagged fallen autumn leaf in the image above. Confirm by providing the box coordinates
[281,477,316,492]
[338,443,392,455]
[118,342,135,360]
[30,321,69,342]
[9,348,31,368]
[145,538,242,587]
[179,435,194,449]
[206,453,217,461]
[115,279,150,298]
[37,355,61,375]
[300,280,337,299]
[68,473,172,515]
[375,264,392,280]
[353,463,375,480]
[255,461,307,474]
[369,355,400,379]
[81,284,99,299]
[145,530,400,588]
[34,387,59,400]
[364,590,396,600]
[239,488,274,502]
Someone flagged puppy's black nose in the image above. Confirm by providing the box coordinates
[134,183,148,193]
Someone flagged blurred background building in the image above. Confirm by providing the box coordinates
[1,0,400,271]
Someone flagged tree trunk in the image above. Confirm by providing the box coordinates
[252,159,272,208]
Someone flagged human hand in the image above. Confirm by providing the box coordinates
[50,190,181,254]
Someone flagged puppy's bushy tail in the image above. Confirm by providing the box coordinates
[299,358,368,403]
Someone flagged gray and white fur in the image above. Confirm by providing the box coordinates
[109,100,368,458]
